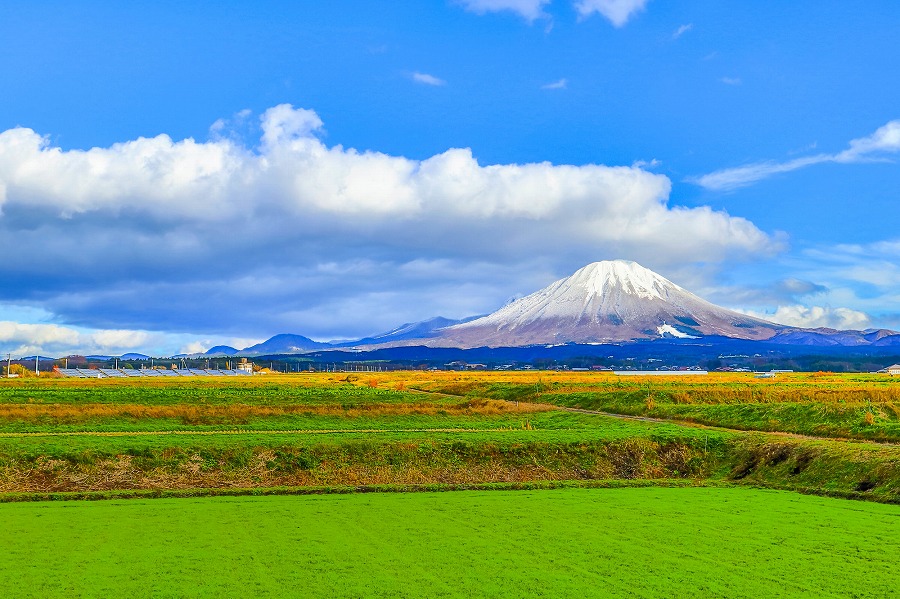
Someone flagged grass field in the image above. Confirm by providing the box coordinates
[2,373,900,597]
[409,370,900,442]
[1,373,900,502]
[1,486,897,598]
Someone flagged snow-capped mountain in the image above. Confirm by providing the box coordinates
[426,260,786,347]
[180,260,900,355]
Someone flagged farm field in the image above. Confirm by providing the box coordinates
[0,372,900,502]
[409,370,900,442]
[1,486,898,598]
[2,372,900,597]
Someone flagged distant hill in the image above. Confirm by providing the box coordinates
[203,345,239,357]
[334,316,482,347]
[768,328,900,346]
[241,334,331,355]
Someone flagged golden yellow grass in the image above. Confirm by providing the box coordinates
[367,371,900,405]
[3,370,899,407]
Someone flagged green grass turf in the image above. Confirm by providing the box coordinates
[0,487,897,598]
[0,409,625,434]
[0,412,731,459]
[0,380,415,406]
[448,380,900,442]
[546,393,900,442]
[0,409,722,434]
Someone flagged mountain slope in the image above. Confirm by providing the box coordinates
[426,260,785,348]
[336,316,482,347]
[203,345,239,357]
[241,334,332,355]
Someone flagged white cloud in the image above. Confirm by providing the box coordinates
[719,77,742,86]
[89,329,151,350]
[180,341,210,355]
[720,238,900,333]
[741,305,871,330]
[836,120,900,161]
[0,104,782,346]
[631,158,660,169]
[0,321,156,357]
[0,104,776,243]
[797,241,900,311]
[692,119,900,191]
[411,72,447,86]
[574,0,648,27]
[0,322,80,348]
[672,23,692,39]
[541,78,568,90]
[692,155,824,192]
[260,104,324,147]
[457,0,550,21]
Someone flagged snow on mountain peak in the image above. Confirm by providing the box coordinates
[454,259,695,329]
[567,260,684,301]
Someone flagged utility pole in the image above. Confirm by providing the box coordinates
[35,354,39,376]
[6,353,10,378]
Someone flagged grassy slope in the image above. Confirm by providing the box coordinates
[1,487,898,598]
[0,425,725,495]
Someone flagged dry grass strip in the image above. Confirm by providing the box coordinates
[0,399,555,424]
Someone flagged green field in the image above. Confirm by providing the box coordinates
[423,372,900,442]
[1,374,900,502]
[3,373,900,597]
[1,487,897,598]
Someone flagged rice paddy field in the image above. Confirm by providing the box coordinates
[1,487,898,598]
[1,371,899,597]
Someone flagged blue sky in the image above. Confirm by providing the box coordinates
[1,0,899,356]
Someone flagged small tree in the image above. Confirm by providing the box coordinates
[4,364,37,378]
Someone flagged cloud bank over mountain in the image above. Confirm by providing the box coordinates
[0,105,781,352]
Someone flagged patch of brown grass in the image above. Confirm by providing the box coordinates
[0,398,555,425]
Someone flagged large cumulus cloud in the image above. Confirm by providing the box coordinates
[0,105,781,347]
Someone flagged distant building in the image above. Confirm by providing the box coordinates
[887,364,900,376]
[236,358,254,374]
